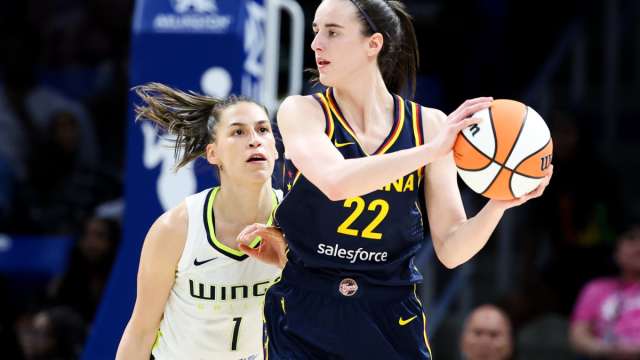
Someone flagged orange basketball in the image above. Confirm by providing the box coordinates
[453,99,553,200]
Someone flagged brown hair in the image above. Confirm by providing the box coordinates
[133,82,267,169]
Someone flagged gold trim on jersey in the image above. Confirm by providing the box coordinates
[412,284,433,356]
[312,92,335,140]
[410,102,425,180]
[325,88,404,156]
[204,187,278,260]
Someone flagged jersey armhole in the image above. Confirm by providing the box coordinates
[176,193,200,272]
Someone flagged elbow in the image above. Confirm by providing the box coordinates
[324,185,346,202]
[439,256,462,269]
[316,175,348,201]
[432,237,464,269]
[437,251,469,269]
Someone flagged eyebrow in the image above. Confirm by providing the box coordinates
[229,120,270,127]
[312,22,344,29]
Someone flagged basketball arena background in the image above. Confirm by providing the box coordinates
[0,0,638,359]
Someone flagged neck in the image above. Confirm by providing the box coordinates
[215,178,273,226]
[333,66,394,130]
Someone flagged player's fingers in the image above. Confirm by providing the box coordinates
[454,101,492,123]
[237,223,265,245]
[524,181,546,200]
[237,223,258,240]
[452,97,493,116]
[454,117,483,132]
[238,243,260,257]
[457,97,494,110]
[250,227,284,243]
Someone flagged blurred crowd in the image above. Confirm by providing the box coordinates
[0,0,131,359]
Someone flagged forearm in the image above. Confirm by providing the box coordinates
[116,323,158,360]
[434,201,504,268]
[322,144,436,200]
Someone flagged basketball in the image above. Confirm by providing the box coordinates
[453,99,553,200]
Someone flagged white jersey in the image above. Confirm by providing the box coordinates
[152,187,282,360]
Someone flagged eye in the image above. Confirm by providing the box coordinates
[233,129,244,136]
[259,127,270,133]
[328,30,337,37]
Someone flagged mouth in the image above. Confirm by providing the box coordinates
[246,153,267,163]
[317,59,331,68]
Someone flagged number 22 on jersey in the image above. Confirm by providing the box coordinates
[337,197,389,240]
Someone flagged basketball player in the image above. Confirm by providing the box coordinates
[240,0,553,358]
[116,83,281,360]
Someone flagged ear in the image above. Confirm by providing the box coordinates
[367,33,384,57]
[205,143,220,166]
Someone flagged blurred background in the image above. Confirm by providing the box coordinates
[0,0,638,359]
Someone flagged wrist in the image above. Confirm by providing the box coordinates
[485,199,508,215]
[422,143,439,164]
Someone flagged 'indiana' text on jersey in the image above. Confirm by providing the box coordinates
[276,88,426,285]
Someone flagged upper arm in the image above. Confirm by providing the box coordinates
[422,107,467,244]
[277,95,346,194]
[127,202,188,334]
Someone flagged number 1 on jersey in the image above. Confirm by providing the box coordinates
[231,317,242,351]
[337,197,389,240]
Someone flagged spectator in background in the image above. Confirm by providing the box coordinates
[25,111,100,233]
[0,37,98,180]
[16,306,86,360]
[50,217,120,323]
[461,304,514,360]
[569,220,640,359]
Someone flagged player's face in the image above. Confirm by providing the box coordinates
[461,308,512,360]
[311,0,375,87]
[207,102,276,184]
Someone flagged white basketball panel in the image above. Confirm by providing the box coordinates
[511,173,542,198]
[457,162,502,194]
[461,108,496,159]
[505,106,550,169]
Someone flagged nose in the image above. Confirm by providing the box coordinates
[248,130,262,148]
[311,33,323,53]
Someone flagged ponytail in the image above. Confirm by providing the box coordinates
[133,83,263,169]
[383,1,419,98]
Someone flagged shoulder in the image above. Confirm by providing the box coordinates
[277,95,326,133]
[409,105,446,142]
[578,277,620,298]
[279,95,324,117]
[147,201,188,249]
[419,106,447,136]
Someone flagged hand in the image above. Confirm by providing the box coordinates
[490,165,553,211]
[236,223,287,268]
[429,97,493,160]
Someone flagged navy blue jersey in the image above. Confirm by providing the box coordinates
[276,88,427,286]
